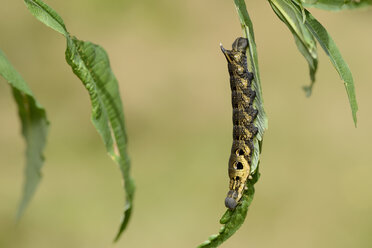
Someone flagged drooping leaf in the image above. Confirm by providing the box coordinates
[294,4,358,126]
[0,49,49,219]
[65,37,135,241]
[269,0,318,96]
[23,0,135,240]
[24,0,67,36]
[198,0,268,247]
[301,0,372,11]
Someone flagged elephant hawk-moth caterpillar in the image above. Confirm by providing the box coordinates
[220,37,258,210]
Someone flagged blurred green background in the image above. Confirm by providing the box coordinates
[1,1,371,247]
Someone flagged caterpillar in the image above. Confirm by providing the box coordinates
[220,37,258,210]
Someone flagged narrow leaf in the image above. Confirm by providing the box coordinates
[24,0,67,36]
[198,0,268,246]
[0,49,49,219]
[65,36,135,241]
[302,0,372,11]
[24,0,135,239]
[298,6,358,125]
[293,0,306,22]
[269,0,318,95]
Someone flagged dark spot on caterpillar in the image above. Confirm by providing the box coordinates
[234,118,239,125]
[238,149,245,156]
[248,125,259,137]
[248,72,254,81]
[248,90,256,99]
[236,162,243,170]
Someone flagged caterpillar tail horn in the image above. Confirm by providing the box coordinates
[220,43,233,63]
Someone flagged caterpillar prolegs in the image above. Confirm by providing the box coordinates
[220,37,258,210]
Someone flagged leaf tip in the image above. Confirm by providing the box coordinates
[302,85,312,97]
[219,209,232,224]
[198,240,211,248]
[113,203,133,242]
[15,207,25,222]
[352,113,358,128]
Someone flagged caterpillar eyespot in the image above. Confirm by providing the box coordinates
[220,37,258,210]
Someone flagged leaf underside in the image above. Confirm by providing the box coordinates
[301,0,372,11]
[0,49,49,219]
[24,0,135,240]
[198,0,268,247]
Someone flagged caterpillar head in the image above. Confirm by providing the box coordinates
[220,37,248,64]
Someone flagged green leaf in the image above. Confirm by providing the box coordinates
[0,49,49,219]
[269,0,318,96]
[292,0,306,22]
[301,0,372,11]
[24,0,67,36]
[198,1,268,247]
[24,0,135,240]
[298,5,358,126]
[197,172,259,248]
[269,0,358,124]
[65,37,135,241]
